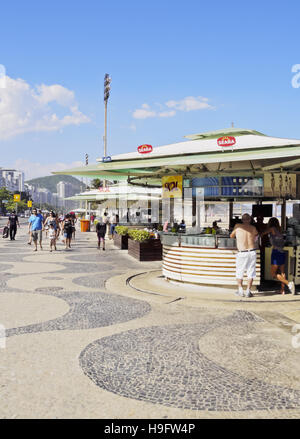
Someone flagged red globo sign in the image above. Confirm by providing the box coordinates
[137,144,153,154]
[217,136,236,147]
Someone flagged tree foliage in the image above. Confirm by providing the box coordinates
[91,179,103,189]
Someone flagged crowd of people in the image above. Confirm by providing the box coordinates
[3,209,297,296]
[26,209,77,252]
[4,209,119,253]
[4,209,77,252]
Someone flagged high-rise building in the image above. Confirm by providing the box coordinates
[57,181,74,207]
[0,168,25,192]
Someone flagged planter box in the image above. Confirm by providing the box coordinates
[128,238,162,261]
[113,233,128,250]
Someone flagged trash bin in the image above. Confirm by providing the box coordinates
[80,219,90,232]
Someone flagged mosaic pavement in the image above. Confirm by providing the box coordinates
[2,223,300,418]
[79,310,300,411]
[6,290,151,337]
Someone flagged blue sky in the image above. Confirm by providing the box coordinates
[1,0,300,179]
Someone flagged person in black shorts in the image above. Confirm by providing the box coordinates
[96,217,107,250]
[7,210,20,240]
[261,217,295,295]
[62,214,73,250]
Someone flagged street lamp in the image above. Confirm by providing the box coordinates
[103,73,111,189]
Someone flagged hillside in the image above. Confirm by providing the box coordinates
[26,175,86,193]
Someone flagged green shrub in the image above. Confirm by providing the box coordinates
[157,224,163,231]
[128,229,151,242]
[115,225,129,236]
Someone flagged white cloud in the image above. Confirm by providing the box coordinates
[158,110,176,118]
[36,84,75,106]
[13,158,84,181]
[0,76,90,140]
[133,95,214,120]
[166,96,214,112]
[0,64,6,89]
[129,123,137,131]
[132,103,157,119]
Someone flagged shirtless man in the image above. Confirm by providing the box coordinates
[230,213,258,298]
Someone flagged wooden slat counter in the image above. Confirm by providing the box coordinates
[162,244,261,286]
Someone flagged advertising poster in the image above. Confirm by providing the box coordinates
[162,176,183,198]
[264,173,296,198]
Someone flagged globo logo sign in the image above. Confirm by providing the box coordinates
[102,156,112,162]
[217,136,236,147]
[137,144,153,154]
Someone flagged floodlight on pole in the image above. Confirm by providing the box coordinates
[103,73,111,188]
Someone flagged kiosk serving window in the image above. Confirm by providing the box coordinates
[190,176,264,197]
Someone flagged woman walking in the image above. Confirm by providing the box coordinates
[262,217,295,295]
[48,223,56,252]
[43,211,60,250]
[71,213,77,240]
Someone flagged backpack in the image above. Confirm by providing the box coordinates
[2,226,9,238]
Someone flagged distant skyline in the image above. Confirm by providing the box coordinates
[1,1,300,179]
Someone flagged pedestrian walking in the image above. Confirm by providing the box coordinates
[96,216,107,250]
[28,208,43,251]
[230,213,258,297]
[71,213,76,240]
[109,212,118,238]
[7,210,20,240]
[261,217,295,295]
[61,214,73,250]
[28,209,43,245]
[43,211,60,250]
[48,223,56,252]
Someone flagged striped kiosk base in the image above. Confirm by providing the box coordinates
[162,245,261,286]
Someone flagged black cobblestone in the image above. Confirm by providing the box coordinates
[79,310,300,412]
[72,273,123,289]
[6,290,151,337]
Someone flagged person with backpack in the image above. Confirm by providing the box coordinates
[7,210,20,240]
[96,216,107,250]
[61,214,73,250]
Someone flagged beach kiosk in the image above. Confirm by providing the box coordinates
[54,128,300,288]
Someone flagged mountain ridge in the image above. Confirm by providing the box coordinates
[26,175,86,194]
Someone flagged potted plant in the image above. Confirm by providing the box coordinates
[114,225,129,249]
[127,229,162,261]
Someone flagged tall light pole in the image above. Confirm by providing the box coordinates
[103,73,111,188]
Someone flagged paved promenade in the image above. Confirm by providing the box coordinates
[1,220,300,419]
